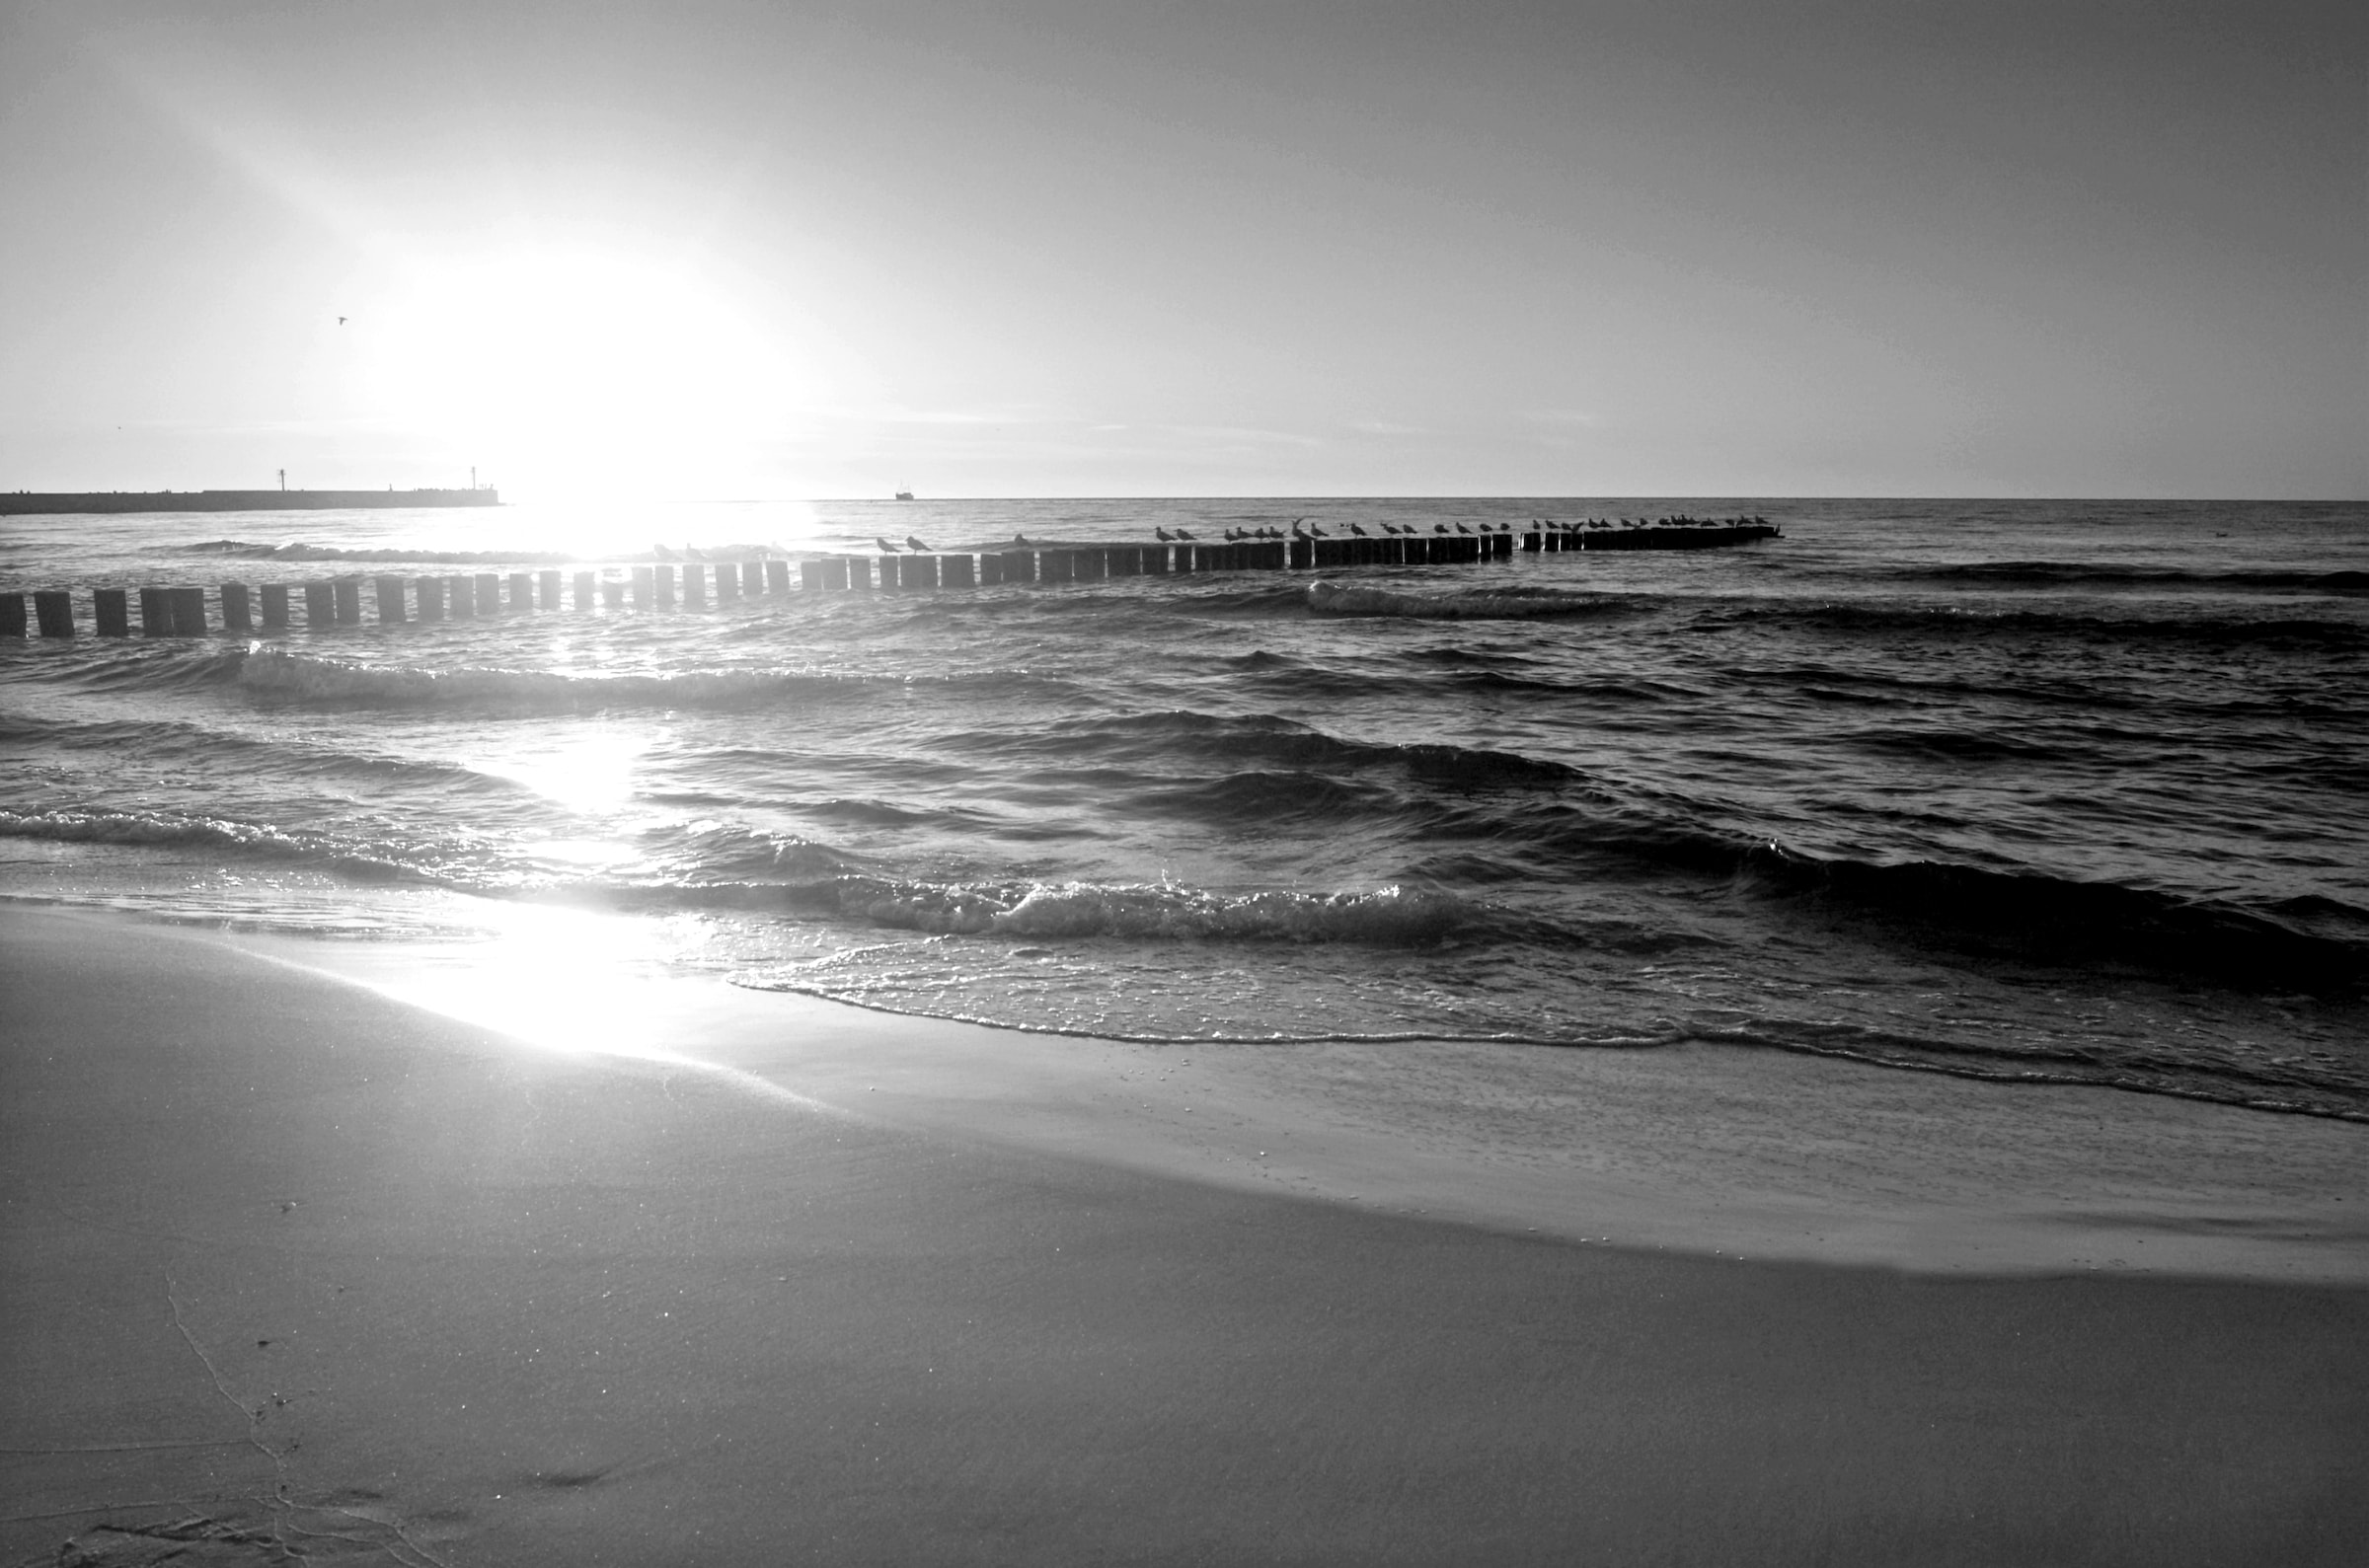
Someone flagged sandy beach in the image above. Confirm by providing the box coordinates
[3,905,2364,1565]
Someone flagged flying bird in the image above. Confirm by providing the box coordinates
[876,537,902,553]
[906,535,931,552]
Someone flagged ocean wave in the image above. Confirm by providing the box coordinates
[730,874,1490,943]
[1908,560,2369,595]
[1722,600,2369,651]
[967,709,1592,790]
[1715,836,2362,990]
[0,806,426,883]
[1307,580,1641,619]
[231,648,1028,712]
[177,539,587,564]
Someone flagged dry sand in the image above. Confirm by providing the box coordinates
[4,904,2365,1565]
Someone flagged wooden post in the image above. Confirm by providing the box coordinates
[260,584,289,630]
[1144,545,1170,574]
[139,587,171,635]
[0,595,24,636]
[171,586,208,635]
[847,558,872,590]
[878,555,901,590]
[218,583,253,633]
[766,560,791,594]
[602,576,625,609]
[96,587,131,636]
[801,560,824,591]
[304,581,336,629]
[1290,539,1313,569]
[823,559,850,590]
[942,554,975,588]
[715,560,740,602]
[1001,551,1034,583]
[905,555,940,589]
[334,579,362,625]
[683,562,706,607]
[373,576,404,625]
[35,590,74,636]
[1076,549,1106,581]
[977,553,1005,586]
[509,571,534,610]
[415,576,444,621]
[633,566,653,610]
[539,569,562,610]
[744,560,768,596]
[474,573,500,615]
[656,564,675,606]
[1040,550,1074,583]
[446,574,473,618]
[573,570,594,610]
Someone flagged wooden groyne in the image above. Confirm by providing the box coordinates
[0,519,1779,636]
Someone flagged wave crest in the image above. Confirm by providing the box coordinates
[1307,580,1637,619]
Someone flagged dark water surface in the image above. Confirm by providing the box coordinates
[3,497,2363,1118]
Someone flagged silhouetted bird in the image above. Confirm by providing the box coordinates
[876,537,902,553]
[1349,523,1368,536]
[1432,523,1450,535]
[1175,529,1196,541]
[1156,527,1175,542]
[337,316,347,326]
[1013,534,1032,546]
[1454,523,1472,535]
[906,536,931,552]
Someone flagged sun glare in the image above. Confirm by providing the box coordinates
[363,248,813,494]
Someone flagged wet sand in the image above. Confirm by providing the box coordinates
[4,906,2365,1564]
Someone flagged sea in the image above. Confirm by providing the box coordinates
[2,497,2363,1122]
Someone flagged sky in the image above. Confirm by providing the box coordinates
[0,0,2360,500]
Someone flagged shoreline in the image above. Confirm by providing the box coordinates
[4,904,2364,1562]
[226,902,2369,1285]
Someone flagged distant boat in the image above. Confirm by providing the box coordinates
[894,490,915,501]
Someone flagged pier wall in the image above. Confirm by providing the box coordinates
[0,488,497,515]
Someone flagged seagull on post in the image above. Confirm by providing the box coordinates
[876,537,902,553]
[906,535,932,552]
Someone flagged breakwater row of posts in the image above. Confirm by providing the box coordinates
[0,519,1778,636]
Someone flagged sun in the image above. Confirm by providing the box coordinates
[362,247,812,494]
